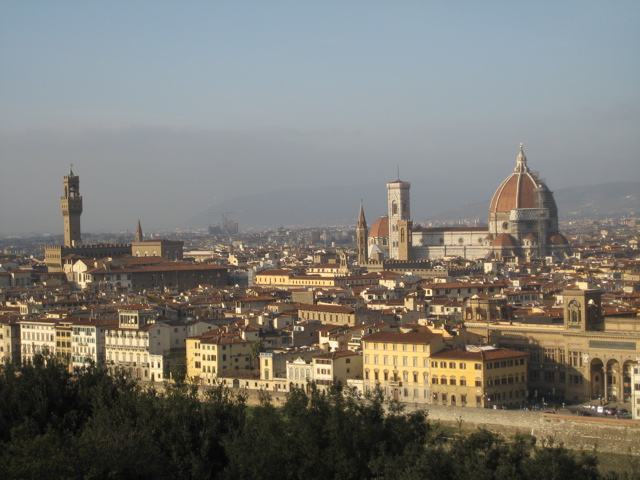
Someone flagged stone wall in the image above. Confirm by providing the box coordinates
[406,403,640,455]
[239,389,640,455]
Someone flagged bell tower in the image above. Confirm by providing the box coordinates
[387,176,410,260]
[563,286,604,332]
[60,165,83,247]
[356,201,368,265]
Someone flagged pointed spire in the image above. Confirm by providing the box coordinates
[135,219,144,242]
[358,200,367,228]
[69,163,75,177]
[514,143,529,173]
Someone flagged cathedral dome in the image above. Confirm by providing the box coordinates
[370,216,389,238]
[489,145,539,214]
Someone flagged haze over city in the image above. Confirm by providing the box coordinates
[1,1,638,235]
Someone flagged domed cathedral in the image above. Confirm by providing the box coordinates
[361,144,571,263]
[488,144,570,261]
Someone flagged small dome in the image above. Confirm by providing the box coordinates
[370,216,389,238]
[484,233,495,241]
[549,233,569,245]
[492,233,517,247]
[525,233,538,240]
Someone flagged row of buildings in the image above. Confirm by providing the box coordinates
[2,150,639,418]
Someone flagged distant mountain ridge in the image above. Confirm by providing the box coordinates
[184,181,640,230]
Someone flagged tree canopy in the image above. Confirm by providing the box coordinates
[0,356,635,479]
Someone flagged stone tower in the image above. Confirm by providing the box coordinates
[387,177,410,260]
[356,201,368,265]
[563,286,604,332]
[60,166,83,247]
[135,219,144,242]
[397,219,412,261]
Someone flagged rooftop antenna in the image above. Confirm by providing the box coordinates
[397,165,400,181]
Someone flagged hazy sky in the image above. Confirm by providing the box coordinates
[1,1,639,235]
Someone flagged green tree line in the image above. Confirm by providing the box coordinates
[0,355,635,479]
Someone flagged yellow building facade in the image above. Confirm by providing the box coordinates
[361,331,527,407]
[362,331,445,401]
[186,335,252,385]
[429,347,528,408]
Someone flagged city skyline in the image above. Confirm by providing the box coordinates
[1,1,639,234]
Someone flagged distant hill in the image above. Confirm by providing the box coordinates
[184,181,640,230]
[421,181,640,224]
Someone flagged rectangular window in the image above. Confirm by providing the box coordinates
[475,363,482,370]
[569,351,583,367]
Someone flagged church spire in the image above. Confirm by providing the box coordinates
[135,219,144,242]
[356,200,369,265]
[357,200,367,228]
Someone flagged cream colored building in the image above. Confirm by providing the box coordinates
[312,350,362,387]
[465,285,640,404]
[19,317,58,364]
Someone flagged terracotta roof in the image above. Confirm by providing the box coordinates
[313,350,360,360]
[297,304,355,314]
[430,347,528,361]
[492,233,517,248]
[417,226,489,233]
[363,331,441,344]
